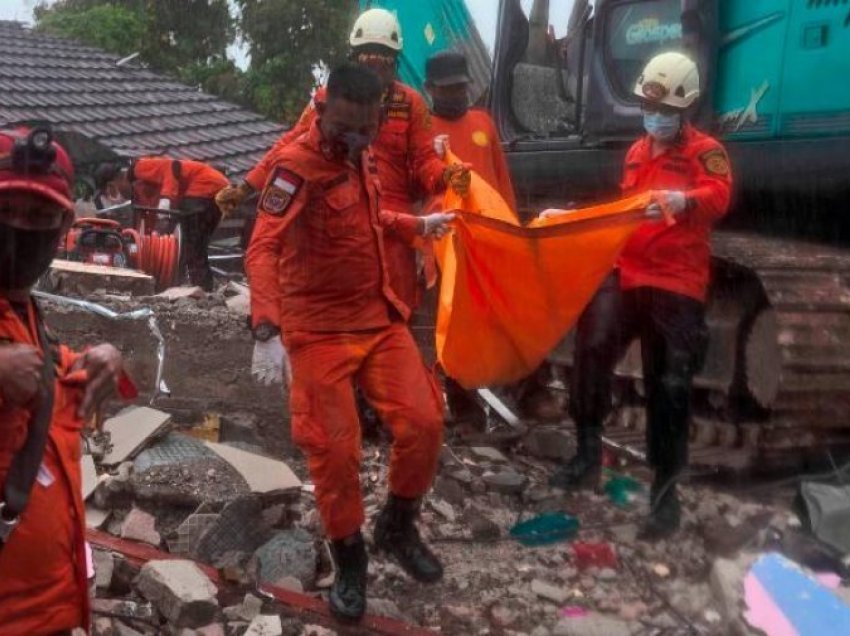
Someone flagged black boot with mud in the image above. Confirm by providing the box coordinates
[548,427,602,489]
[330,532,368,622]
[638,475,681,542]
[373,495,443,583]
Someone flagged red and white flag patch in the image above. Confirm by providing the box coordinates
[260,167,304,215]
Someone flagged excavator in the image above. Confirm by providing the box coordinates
[365,0,850,470]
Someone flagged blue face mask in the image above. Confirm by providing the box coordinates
[643,112,682,142]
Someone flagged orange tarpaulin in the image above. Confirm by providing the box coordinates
[434,155,651,388]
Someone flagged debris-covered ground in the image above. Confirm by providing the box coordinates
[42,284,850,636]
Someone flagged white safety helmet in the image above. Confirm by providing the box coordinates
[350,8,403,52]
[634,52,700,109]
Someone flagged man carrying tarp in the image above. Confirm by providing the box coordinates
[545,52,732,540]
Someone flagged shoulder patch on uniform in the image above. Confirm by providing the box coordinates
[260,167,304,215]
[472,130,490,147]
[699,148,730,176]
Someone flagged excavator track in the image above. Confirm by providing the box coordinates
[597,232,850,473]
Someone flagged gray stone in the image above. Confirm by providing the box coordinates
[553,614,631,636]
[223,592,263,622]
[470,446,508,463]
[531,579,569,605]
[430,499,456,522]
[250,529,317,590]
[524,428,573,461]
[483,470,527,494]
[120,508,161,546]
[468,514,500,541]
[448,468,474,485]
[244,615,282,636]
[93,549,115,590]
[433,476,467,506]
[367,598,410,622]
[135,560,219,628]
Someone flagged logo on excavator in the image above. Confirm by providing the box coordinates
[626,18,682,46]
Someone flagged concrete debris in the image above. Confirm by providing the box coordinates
[483,469,527,494]
[301,626,336,636]
[432,476,466,506]
[204,441,302,493]
[250,529,317,591]
[157,286,205,301]
[552,613,631,636]
[179,624,225,636]
[90,598,155,622]
[93,549,115,590]
[470,446,509,463]
[367,598,410,622]
[136,560,219,628]
[523,428,573,461]
[87,505,111,529]
[430,499,456,522]
[244,615,283,636]
[194,496,271,567]
[531,579,570,605]
[82,454,99,500]
[223,593,263,622]
[710,553,760,635]
[167,513,220,556]
[102,407,172,466]
[120,508,161,546]
[48,259,155,296]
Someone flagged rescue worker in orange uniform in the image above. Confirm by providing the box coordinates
[96,157,231,291]
[0,124,128,634]
[220,8,471,311]
[426,50,517,211]
[246,64,454,623]
[545,53,732,539]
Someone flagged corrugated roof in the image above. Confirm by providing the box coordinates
[0,20,285,179]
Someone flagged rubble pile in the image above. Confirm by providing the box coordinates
[41,289,850,635]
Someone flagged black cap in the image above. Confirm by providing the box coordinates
[426,50,471,87]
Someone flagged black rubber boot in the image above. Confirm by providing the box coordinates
[638,472,681,542]
[373,495,443,583]
[548,427,602,489]
[329,532,368,622]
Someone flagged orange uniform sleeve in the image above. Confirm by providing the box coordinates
[687,140,732,224]
[245,163,309,329]
[408,91,448,195]
[379,209,422,245]
[245,92,323,191]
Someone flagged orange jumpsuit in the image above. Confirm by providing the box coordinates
[246,82,447,310]
[0,300,89,635]
[432,108,517,211]
[130,157,230,207]
[246,122,444,540]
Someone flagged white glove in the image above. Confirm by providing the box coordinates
[538,208,576,220]
[251,336,291,386]
[433,134,450,159]
[157,198,171,211]
[646,191,686,219]
[422,212,456,239]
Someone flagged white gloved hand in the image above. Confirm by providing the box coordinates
[538,208,576,220]
[646,191,687,219]
[251,336,291,386]
[433,134,450,159]
[157,198,171,211]
[422,212,456,239]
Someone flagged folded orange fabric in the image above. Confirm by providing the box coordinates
[435,153,651,387]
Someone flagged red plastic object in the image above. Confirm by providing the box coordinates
[572,541,618,570]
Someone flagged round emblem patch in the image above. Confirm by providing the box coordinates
[472,130,490,147]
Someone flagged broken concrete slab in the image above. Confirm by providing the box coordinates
[249,529,317,591]
[47,259,156,296]
[194,496,272,567]
[87,505,110,530]
[244,615,282,636]
[136,560,218,628]
[483,470,527,494]
[204,441,301,493]
[102,407,171,466]
[120,508,161,546]
[133,432,216,473]
[167,513,220,557]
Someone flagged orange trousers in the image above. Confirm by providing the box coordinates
[284,323,444,540]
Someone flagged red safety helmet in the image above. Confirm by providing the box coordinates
[0,123,75,214]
